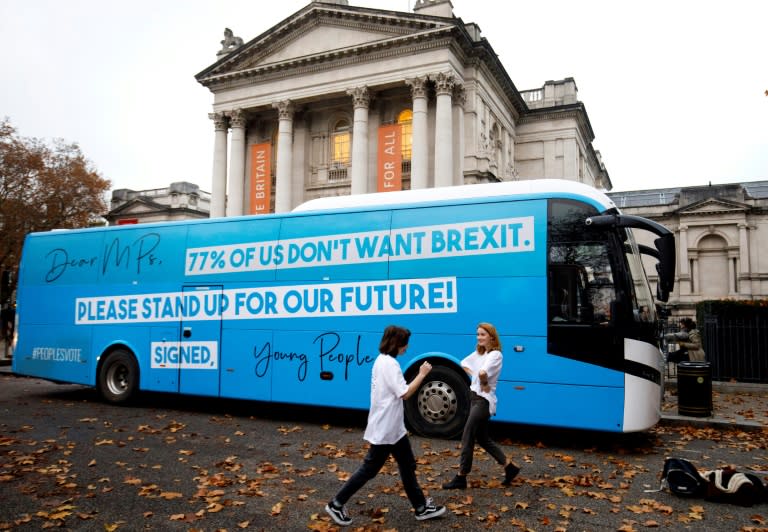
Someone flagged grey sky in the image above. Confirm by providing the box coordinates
[1,0,766,194]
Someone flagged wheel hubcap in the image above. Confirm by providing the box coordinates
[106,364,128,395]
[417,379,458,424]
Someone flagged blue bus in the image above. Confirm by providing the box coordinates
[12,179,675,437]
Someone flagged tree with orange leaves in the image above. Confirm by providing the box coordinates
[0,117,110,307]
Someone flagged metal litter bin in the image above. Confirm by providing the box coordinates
[677,361,712,417]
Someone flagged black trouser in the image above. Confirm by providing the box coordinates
[667,348,689,363]
[334,435,426,510]
[459,392,507,475]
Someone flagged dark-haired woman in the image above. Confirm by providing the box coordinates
[443,322,521,490]
[665,318,705,362]
[325,325,446,526]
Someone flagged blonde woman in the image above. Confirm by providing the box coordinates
[443,322,521,489]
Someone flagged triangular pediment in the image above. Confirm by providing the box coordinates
[109,198,166,217]
[197,3,455,82]
[244,24,402,68]
[678,198,749,216]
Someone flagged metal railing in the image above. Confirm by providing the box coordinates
[703,314,768,383]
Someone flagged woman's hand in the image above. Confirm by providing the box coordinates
[418,361,432,377]
[479,369,490,392]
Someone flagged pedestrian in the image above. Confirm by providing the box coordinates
[324,325,447,526]
[443,322,521,490]
[665,318,705,362]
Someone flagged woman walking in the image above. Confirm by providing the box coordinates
[325,325,447,526]
[443,322,521,490]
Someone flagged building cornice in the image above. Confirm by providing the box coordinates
[517,104,594,143]
[200,28,456,94]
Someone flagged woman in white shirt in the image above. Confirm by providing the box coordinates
[443,322,521,490]
[325,325,446,526]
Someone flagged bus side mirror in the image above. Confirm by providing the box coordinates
[655,263,670,302]
[654,234,675,301]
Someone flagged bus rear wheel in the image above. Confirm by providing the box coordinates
[405,365,469,439]
[98,350,139,404]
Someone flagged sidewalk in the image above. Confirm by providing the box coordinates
[661,378,768,431]
[1,356,766,431]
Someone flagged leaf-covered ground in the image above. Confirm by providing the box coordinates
[1,377,767,531]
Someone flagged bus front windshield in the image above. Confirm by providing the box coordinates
[622,229,656,324]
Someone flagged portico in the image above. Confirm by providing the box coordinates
[196,1,610,217]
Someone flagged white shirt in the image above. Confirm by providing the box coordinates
[363,354,409,445]
[461,349,503,415]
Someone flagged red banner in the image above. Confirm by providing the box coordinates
[377,125,402,192]
[249,143,271,214]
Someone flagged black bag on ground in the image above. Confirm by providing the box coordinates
[648,458,768,506]
[660,457,707,497]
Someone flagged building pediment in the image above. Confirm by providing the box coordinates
[109,197,166,217]
[196,3,456,86]
[677,197,749,216]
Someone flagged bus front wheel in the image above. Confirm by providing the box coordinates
[98,350,139,404]
[405,365,469,439]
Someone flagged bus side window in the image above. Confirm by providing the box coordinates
[549,264,593,323]
[586,275,615,325]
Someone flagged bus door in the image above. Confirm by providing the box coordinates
[178,284,223,397]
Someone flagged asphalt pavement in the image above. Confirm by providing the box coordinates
[1,355,767,531]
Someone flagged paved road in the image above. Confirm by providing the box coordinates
[1,373,767,531]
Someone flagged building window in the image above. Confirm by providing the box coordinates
[331,118,350,167]
[397,109,413,160]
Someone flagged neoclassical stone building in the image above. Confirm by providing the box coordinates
[608,181,768,315]
[195,0,610,217]
[105,182,210,225]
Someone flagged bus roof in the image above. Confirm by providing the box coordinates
[293,179,615,213]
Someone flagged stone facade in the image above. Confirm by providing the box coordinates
[105,181,210,225]
[608,181,768,317]
[195,0,611,217]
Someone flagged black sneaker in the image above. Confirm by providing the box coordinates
[414,497,447,521]
[325,501,352,526]
[442,474,467,489]
[502,463,520,486]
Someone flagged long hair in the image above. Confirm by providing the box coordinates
[379,325,411,357]
[476,322,502,354]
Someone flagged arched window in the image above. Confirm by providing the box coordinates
[697,234,729,297]
[331,118,350,167]
[397,109,413,160]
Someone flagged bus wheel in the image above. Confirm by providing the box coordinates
[405,365,469,439]
[98,350,139,404]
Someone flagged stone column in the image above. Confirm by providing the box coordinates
[433,72,455,189]
[347,86,370,195]
[728,255,737,295]
[738,223,752,295]
[453,84,465,186]
[209,112,229,218]
[406,76,429,189]
[226,109,246,217]
[273,100,294,213]
[678,225,690,295]
[691,257,699,294]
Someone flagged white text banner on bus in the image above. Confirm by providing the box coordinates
[74,278,457,324]
[184,217,534,275]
